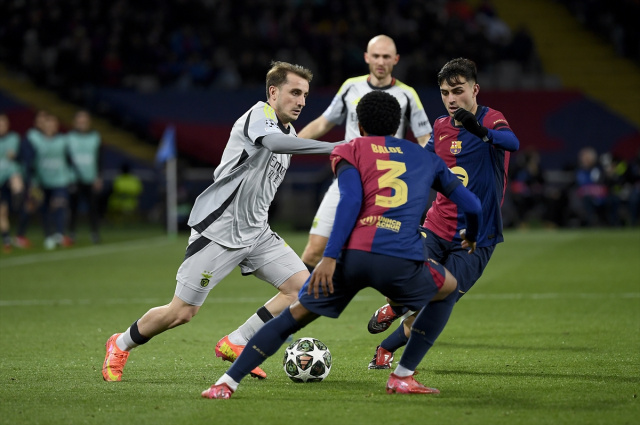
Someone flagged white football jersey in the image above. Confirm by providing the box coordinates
[322,75,432,141]
[188,101,296,248]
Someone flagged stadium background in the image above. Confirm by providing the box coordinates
[1,0,639,230]
[0,1,639,424]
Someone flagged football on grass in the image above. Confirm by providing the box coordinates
[282,337,332,382]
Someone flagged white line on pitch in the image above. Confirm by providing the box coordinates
[0,293,638,307]
[0,237,175,268]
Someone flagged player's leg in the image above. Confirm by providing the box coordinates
[204,301,319,398]
[204,251,356,399]
[102,231,246,382]
[367,228,449,335]
[385,261,457,394]
[68,184,80,240]
[301,179,339,270]
[87,183,101,243]
[215,231,308,378]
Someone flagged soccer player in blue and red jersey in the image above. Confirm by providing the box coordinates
[202,90,483,399]
[367,58,520,370]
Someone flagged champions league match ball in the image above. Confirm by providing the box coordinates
[282,337,332,382]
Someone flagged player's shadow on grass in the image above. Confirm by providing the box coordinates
[432,369,638,384]
[436,341,591,352]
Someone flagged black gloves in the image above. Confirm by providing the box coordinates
[453,108,489,141]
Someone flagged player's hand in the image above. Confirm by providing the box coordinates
[459,229,477,254]
[308,257,336,299]
[453,108,489,140]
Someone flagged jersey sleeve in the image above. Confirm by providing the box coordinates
[431,154,461,197]
[330,141,357,175]
[400,85,432,138]
[484,109,512,132]
[322,82,351,125]
[245,103,285,144]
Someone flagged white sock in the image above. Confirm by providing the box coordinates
[116,327,138,352]
[393,364,414,377]
[215,373,239,391]
[228,313,266,345]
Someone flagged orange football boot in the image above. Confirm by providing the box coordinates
[102,333,130,382]
[215,335,267,379]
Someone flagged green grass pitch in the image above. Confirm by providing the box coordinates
[0,227,638,424]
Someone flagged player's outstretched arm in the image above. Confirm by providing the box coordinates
[260,133,345,155]
[447,185,482,254]
[298,116,336,140]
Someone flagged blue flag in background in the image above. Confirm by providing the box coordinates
[156,125,177,165]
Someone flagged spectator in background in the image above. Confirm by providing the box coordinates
[0,114,24,253]
[108,162,143,223]
[509,149,545,227]
[67,110,103,244]
[626,149,640,225]
[575,147,608,226]
[27,115,73,249]
[14,110,48,249]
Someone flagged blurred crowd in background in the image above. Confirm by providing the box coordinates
[0,0,540,95]
[557,0,640,62]
[1,0,639,244]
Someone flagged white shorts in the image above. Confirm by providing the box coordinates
[175,229,307,306]
[309,178,339,238]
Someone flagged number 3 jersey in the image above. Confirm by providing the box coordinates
[425,106,515,247]
[330,136,461,262]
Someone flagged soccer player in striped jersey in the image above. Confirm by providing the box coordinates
[298,35,432,271]
[102,62,344,382]
[202,90,482,399]
[367,58,520,370]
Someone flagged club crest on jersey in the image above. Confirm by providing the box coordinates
[450,141,462,155]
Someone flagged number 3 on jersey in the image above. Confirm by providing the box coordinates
[375,160,408,208]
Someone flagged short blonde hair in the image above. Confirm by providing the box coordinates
[265,61,313,99]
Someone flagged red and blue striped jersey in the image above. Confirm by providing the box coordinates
[330,136,460,261]
[425,105,516,247]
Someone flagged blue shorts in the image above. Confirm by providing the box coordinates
[0,181,10,203]
[299,249,446,319]
[421,227,495,300]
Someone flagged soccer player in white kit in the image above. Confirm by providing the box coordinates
[102,62,343,382]
[298,35,433,270]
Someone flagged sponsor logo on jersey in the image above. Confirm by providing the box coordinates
[267,155,288,185]
[359,215,401,232]
[200,272,213,287]
[371,144,403,154]
[450,166,469,187]
[439,134,449,140]
[417,121,428,127]
[450,141,462,155]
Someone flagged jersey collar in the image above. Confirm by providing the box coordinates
[367,75,396,91]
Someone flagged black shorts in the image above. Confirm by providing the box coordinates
[299,249,446,319]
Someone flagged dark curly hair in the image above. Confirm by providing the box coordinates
[437,58,478,87]
[356,91,401,136]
